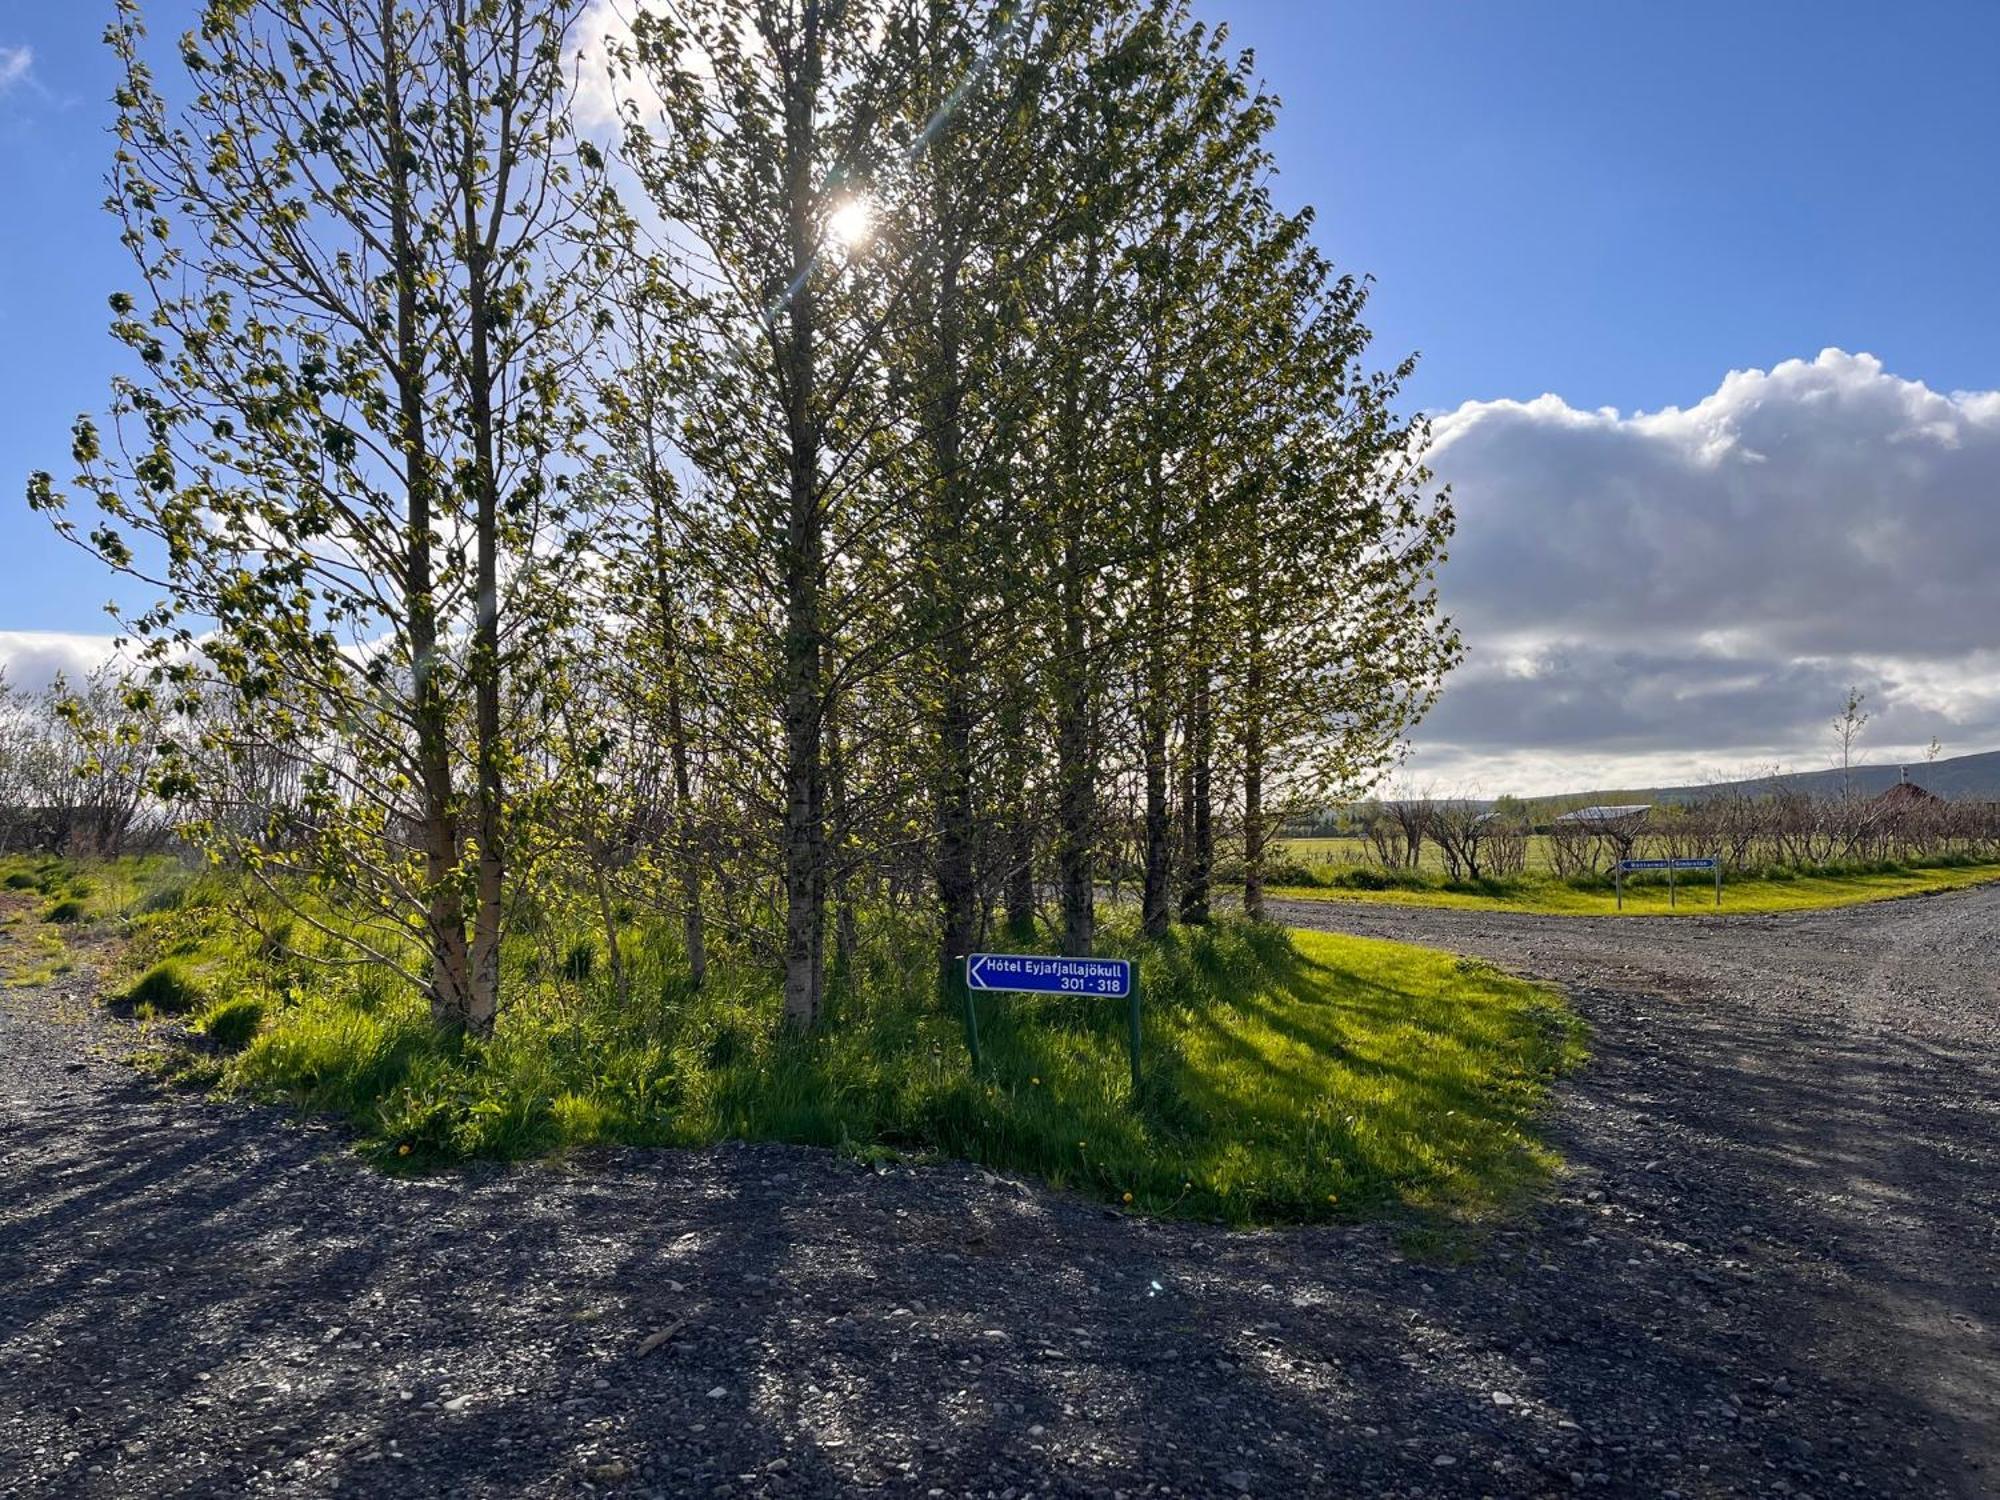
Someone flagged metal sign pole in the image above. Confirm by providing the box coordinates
[1715,858,1722,908]
[1670,862,1676,909]
[1127,970,1143,1101]
[963,952,1136,1088]
[958,955,981,1070]
[1615,861,1623,911]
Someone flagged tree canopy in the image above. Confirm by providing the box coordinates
[31,0,1458,1033]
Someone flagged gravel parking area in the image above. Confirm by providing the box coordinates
[3,885,1996,1499]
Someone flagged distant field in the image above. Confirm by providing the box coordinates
[1269,861,2000,917]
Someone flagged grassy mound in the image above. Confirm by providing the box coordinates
[122,959,207,1016]
[222,919,1582,1225]
[197,995,266,1051]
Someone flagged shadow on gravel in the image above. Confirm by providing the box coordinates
[1274,889,2000,1498]
[0,1067,1864,1500]
[8,887,1998,1499]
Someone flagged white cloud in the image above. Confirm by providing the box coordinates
[568,1,731,133]
[569,1,649,132]
[0,44,33,94]
[0,632,127,695]
[1409,350,2000,793]
[13,351,1994,800]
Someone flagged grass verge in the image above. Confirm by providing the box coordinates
[207,915,1581,1226]
[14,854,1586,1226]
[1271,859,2000,917]
[0,852,214,986]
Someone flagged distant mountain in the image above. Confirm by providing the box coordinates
[1540,750,2000,809]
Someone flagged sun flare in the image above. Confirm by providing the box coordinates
[827,197,874,252]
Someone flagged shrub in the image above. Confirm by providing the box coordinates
[1322,865,1434,893]
[43,899,88,925]
[123,959,206,1015]
[1913,851,1975,870]
[3,872,37,891]
[561,939,596,982]
[1340,867,1397,891]
[1264,859,1327,888]
[1441,875,1528,899]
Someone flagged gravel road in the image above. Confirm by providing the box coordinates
[3,885,1997,1499]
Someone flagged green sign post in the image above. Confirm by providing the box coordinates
[962,953,1142,1098]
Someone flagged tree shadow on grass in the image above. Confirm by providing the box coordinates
[4,956,1988,1498]
[10,889,1998,1497]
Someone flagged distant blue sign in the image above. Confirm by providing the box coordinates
[1618,858,1717,872]
[966,953,1133,999]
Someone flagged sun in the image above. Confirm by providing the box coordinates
[827,197,874,252]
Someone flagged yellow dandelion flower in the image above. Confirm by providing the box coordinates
[1030,1076,1040,1086]
[1121,1191,1133,1204]
[397,1144,411,1157]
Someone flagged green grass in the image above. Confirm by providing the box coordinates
[21,854,1587,1225]
[203,915,1581,1226]
[196,994,266,1050]
[1271,859,2000,916]
[120,958,208,1016]
[0,914,70,988]
[1281,833,1565,875]
[0,852,217,987]
[0,852,206,921]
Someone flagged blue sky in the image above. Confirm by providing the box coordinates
[3,2,1998,787]
[1197,0,2000,413]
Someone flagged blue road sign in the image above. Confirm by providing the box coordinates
[966,952,1134,999]
[1618,858,1717,872]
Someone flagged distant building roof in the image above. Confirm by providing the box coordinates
[1554,803,1653,824]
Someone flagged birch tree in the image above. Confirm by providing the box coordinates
[30,0,599,1031]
